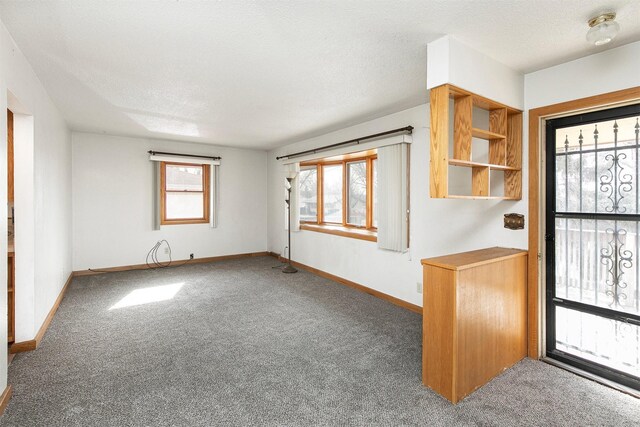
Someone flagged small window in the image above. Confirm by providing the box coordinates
[161,162,210,225]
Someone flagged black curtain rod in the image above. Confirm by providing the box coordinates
[276,126,413,160]
[148,150,221,161]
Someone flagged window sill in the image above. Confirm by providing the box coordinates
[161,219,210,226]
[300,223,377,242]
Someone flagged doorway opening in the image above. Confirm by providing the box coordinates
[6,91,35,354]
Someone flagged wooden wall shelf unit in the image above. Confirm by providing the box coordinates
[421,247,527,404]
[430,84,523,200]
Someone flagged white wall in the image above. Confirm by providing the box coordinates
[427,35,524,109]
[525,41,640,110]
[72,132,268,270]
[267,104,528,307]
[0,18,72,388]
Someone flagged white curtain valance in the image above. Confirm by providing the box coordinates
[280,134,411,165]
[150,153,220,230]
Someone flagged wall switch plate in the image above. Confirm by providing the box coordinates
[417,281,423,294]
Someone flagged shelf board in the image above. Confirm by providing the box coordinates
[472,128,506,140]
[448,159,520,171]
[446,195,521,201]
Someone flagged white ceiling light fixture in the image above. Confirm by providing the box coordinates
[586,12,621,46]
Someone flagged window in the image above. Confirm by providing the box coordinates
[160,162,210,225]
[299,151,377,238]
[372,158,378,227]
[323,164,343,223]
[347,161,366,226]
[299,167,317,222]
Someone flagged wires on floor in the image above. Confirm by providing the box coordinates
[146,240,171,269]
[146,240,192,270]
[88,240,193,274]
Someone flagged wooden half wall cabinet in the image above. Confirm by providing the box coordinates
[421,248,528,404]
[429,84,523,200]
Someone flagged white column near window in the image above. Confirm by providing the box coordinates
[149,153,221,228]
[377,143,408,252]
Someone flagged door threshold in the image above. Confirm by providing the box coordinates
[542,357,640,399]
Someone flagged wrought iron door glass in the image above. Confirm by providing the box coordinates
[547,104,640,388]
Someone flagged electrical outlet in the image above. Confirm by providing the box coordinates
[164,247,169,254]
[190,253,194,260]
[416,281,423,294]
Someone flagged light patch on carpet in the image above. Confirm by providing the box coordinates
[109,282,184,310]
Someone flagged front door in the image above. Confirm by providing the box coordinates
[546,103,640,390]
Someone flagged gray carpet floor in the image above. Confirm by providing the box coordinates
[2,256,639,426]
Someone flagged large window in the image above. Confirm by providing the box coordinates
[300,152,377,232]
[160,162,210,225]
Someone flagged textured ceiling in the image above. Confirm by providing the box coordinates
[0,0,639,149]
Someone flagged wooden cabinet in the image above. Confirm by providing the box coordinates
[430,84,522,200]
[7,109,15,343]
[421,247,527,403]
[7,247,14,344]
[7,109,13,204]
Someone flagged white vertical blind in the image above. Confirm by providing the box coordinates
[149,153,220,228]
[210,164,219,228]
[284,163,300,231]
[377,144,408,252]
[152,162,161,231]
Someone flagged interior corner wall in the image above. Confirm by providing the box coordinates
[267,104,528,307]
[71,132,268,271]
[0,18,73,388]
[12,113,35,343]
